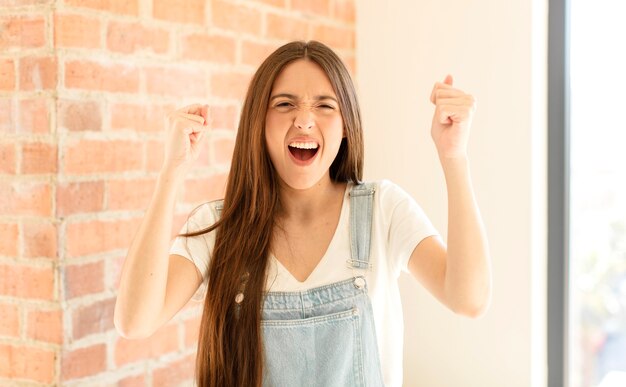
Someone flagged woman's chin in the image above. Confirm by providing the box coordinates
[277,173,332,192]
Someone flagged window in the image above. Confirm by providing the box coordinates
[549,1,626,386]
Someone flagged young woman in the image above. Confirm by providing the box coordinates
[114,40,491,387]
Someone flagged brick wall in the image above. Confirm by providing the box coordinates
[0,0,355,385]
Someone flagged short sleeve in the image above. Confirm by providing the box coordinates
[378,180,440,274]
[169,202,219,302]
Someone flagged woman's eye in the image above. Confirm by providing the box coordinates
[274,102,334,110]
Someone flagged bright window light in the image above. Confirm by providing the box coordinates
[569,1,626,386]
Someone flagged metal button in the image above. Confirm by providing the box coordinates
[235,292,244,304]
[354,277,365,289]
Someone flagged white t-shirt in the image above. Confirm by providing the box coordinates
[169,179,440,387]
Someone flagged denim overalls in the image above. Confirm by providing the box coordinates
[216,182,385,387]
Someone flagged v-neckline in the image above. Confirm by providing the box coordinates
[270,182,351,284]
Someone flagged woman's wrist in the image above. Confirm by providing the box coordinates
[158,164,189,182]
[438,153,469,170]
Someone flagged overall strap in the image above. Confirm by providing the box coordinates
[347,182,376,270]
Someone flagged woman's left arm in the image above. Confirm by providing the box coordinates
[408,75,492,318]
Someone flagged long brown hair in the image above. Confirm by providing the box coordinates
[177,40,364,387]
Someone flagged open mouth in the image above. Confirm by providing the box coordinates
[288,142,319,162]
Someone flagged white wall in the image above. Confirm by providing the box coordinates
[356,1,547,386]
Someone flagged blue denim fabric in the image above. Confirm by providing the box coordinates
[216,183,385,386]
[261,275,384,387]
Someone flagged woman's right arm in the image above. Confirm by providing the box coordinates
[114,104,211,339]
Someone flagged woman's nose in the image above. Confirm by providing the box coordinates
[294,110,314,130]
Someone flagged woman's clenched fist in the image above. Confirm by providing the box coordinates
[162,104,212,174]
[429,75,477,160]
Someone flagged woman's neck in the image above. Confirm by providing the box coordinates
[277,175,347,223]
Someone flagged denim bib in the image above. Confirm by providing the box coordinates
[216,182,385,386]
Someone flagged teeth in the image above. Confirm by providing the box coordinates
[288,141,318,149]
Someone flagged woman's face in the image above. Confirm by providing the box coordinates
[264,59,344,190]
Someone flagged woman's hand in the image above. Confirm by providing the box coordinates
[162,104,212,174]
[429,75,476,160]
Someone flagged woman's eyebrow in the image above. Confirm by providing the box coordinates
[269,93,338,103]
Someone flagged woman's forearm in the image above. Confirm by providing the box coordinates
[440,156,492,317]
[114,168,187,337]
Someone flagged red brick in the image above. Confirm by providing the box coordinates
[58,99,102,132]
[107,21,169,54]
[152,354,195,386]
[63,139,143,174]
[107,178,156,211]
[0,59,15,91]
[22,220,57,259]
[0,263,55,300]
[180,33,236,63]
[64,0,139,16]
[0,98,13,132]
[117,374,146,387]
[0,343,55,383]
[26,308,62,344]
[291,0,330,17]
[0,16,46,50]
[0,303,19,338]
[114,323,179,366]
[23,108,50,142]
[0,181,52,217]
[64,260,105,299]
[252,0,285,7]
[0,223,18,256]
[183,316,201,348]
[0,143,16,174]
[210,71,252,100]
[342,54,356,77]
[110,102,171,132]
[0,0,53,6]
[54,13,101,48]
[56,180,105,217]
[72,297,116,340]
[241,40,277,67]
[184,173,228,203]
[333,0,355,24]
[144,66,206,98]
[266,13,309,40]
[212,1,262,36]
[61,343,107,381]
[65,218,138,258]
[65,60,139,93]
[19,98,51,134]
[153,0,205,24]
[209,105,238,131]
[21,141,57,174]
[212,137,234,165]
[311,24,355,50]
[109,255,125,290]
[19,56,58,91]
